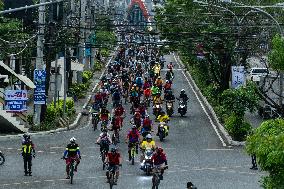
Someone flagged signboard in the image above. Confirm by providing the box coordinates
[231,66,245,89]
[34,69,46,104]
[85,47,91,56]
[5,90,27,112]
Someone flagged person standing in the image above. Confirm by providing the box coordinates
[21,133,35,176]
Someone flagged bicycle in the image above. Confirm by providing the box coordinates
[62,157,77,184]
[112,129,120,145]
[107,165,118,189]
[152,166,168,189]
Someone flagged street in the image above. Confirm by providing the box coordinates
[0,53,263,189]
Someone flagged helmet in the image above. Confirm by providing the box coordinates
[146,134,152,139]
[145,114,149,118]
[99,89,103,93]
[132,125,137,129]
[111,146,117,153]
[70,137,76,143]
[166,80,169,83]
[23,133,30,140]
[181,89,185,93]
[158,76,161,79]
[156,147,163,153]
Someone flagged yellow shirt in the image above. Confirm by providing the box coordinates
[141,140,156,150]
[157,115,169,123]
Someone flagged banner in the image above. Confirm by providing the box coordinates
[34,69,46,104]
[5,90,27,112]
[231,66,245,89]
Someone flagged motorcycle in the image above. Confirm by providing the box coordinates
[166,101,174,117]
[178,100,187,117]
[0,151,5,165]
[140,149,154,176]
[91,112,100,130]
[153,104,162,119]
[158,122,169,142]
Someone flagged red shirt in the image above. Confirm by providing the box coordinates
[143,118,151,127]
[164,83,171,90]
[107,152,121,165]
[95,93,103,101]
[114,107,124,117]
[144,88,151,97]
[152,153,167,165]
[112,117,122,129]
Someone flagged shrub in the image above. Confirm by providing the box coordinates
[94,60,103,71]
[225,114,252,141]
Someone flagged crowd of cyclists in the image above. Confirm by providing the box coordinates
[63,43,189,186]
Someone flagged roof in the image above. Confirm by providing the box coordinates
[0,61,36,89]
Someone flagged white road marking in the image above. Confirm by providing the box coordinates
[49,152,56,154]
[50,147,63,149]
[44,180,54,182]
[173,53,227,147]
[33,180,41,183]
[37,151,44,153]
[203,149,233,151]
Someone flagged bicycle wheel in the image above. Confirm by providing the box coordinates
[70,163,74,184]
[102,152,106,170]
[131,147,135,165]
[0,154,5,165]
[109,172,114,189]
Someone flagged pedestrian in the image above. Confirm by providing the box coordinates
[21,133,36,176]
[250,154,258,170]
[187,181,197,189]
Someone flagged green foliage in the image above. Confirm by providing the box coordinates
[93,60,103,71]
[225,114,252,141]
[268,34,284,71]
[0,0,3,10]
[82,71,93,83]
[246,119,284,189]
[95,31,116,48]
[100,48,110,57]
[221,82,260,117]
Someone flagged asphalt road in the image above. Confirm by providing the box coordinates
[0,53,263,189]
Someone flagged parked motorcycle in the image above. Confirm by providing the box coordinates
[166,101,174,117]
[157,122,169,142]
[140,149,154,176]
[0,151,5,165]
[153,104,162,119]
[91,112,100,130]
[178,100,187,117]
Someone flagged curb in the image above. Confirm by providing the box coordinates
[175,54,245,146]
[0,54,114,140]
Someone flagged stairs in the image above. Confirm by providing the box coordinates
[0,110,28,133]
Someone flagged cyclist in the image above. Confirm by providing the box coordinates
[105,146,122,185]
[63,137,81,179]
[164,90,175,102]
[151,84,160,97]
[155,76,163,91]
[99,106,110,123]
[164,80,172,93]
[151,147,168,180]
[141,114,153,137]
[131,111,142,128]
[113,103,125,117]
[153,92,163,105]
[126,125,140,161]
[93,91,103,109]
[97,129,112,154]
[167,62,174,70]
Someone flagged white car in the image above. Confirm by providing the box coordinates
[249,67,269,82]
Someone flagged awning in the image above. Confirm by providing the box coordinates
[0,61,36,89]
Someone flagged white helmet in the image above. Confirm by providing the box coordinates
[146,134,152,139]
[70,137,76,143]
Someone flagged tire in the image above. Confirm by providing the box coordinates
[131,157,135,165]
[159,132,164,142]
[146,166,151,176]
[0,154,5,165]
[70,164,74,184]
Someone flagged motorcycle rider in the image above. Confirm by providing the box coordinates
[105,146,122,185]
[157,111,170,136]
[126,125,141,161]
[151,147,168,180]
[97,129,112,154]
[140,134,156,164]
[63,137,81,179]
[164,90,175,102]
[21,133,35,176]
[163,80,172,94]
[178,89,189,105]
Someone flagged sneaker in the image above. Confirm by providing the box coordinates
[114,180,118,185]
[66,176,70,179]
[28,173,32,176]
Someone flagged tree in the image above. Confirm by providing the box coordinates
[246,119,284,189]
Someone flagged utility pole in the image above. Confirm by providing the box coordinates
[78,0,86,80]
[34,0,46,125]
